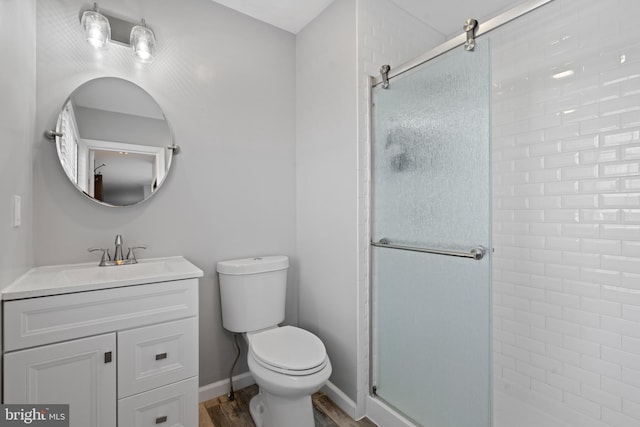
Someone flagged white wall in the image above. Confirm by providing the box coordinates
[0,0,35,289]
[34,0,296,387]
[491,1,640,426]
[296,0,359,402]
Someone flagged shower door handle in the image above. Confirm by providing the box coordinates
[371,238,487,260]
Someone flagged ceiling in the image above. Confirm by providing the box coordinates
[72,78,165,120]
[389,0,523,37]
[213,0,524,36]
[212,0,335,34]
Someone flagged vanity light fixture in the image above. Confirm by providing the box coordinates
[81,3,110,49]
[130,19,156,63]
[80,4,157,63]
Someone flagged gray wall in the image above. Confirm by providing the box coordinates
[0,0,35,289]
[0,0,36,401]
[296,0,359,401]
[34,0,297,387]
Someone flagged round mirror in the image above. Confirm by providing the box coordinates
[54,77,174,206]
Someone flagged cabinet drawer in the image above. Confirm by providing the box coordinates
[4,279,198,351]
[118,317,198,398]
[118,377,198,427]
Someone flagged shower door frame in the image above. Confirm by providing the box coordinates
[369,0,554,88]
[363,0,556,424]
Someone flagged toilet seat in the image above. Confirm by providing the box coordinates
[249,326,327,376]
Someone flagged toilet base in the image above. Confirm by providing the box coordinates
[249,388,315,427]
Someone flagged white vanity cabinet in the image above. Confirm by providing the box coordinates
[2,257,203,427]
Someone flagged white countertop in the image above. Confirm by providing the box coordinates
[2,256,203,301]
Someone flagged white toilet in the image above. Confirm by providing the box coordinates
[217,255,332,427]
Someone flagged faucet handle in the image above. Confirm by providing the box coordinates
[88,248,111,266]
[126,245,147,263]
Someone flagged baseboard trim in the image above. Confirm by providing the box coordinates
[199,372,255,403]
[321,381,358,420]
[365,395,417,427]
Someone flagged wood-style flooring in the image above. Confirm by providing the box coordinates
[200,385,378,427]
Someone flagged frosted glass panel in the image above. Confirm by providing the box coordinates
[375,250,490,426]
[372,43,490,427]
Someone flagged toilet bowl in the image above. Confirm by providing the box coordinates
[217,256,332,427]
[245,326,332,427]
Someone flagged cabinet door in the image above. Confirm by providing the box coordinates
[4,333,116,427]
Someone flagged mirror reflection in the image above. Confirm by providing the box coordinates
[55,77,173,206]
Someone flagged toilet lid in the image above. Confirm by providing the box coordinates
[250,326,327,373]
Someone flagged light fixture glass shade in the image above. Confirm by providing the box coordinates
[130,20,155,63]
[81,9,110,49]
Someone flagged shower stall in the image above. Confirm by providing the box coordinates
[367,0,640,426]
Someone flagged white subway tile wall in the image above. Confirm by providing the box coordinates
[492,1,640,426]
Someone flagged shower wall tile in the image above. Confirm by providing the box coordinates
[492,0,640,425]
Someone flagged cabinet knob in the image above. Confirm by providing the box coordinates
[155,352,167,361]
[155,415,167,424]
[104,351,112,363]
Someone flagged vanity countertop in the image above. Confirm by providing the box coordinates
[2,256,203,301]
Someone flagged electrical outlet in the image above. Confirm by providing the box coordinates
[13,195,21,228]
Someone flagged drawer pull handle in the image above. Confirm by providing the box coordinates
[155,416,167,424]
[155,352,168,361]
[104,351,112,363]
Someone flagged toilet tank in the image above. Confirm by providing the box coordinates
[217,256,289,333]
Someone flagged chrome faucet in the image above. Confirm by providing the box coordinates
[89,234,147,266]
[114,234,125,265]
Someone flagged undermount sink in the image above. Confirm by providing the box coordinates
[2,256,203,301]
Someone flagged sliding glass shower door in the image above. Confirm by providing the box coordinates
[371,42,491,427]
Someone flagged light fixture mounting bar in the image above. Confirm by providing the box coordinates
[102,14,135,46]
